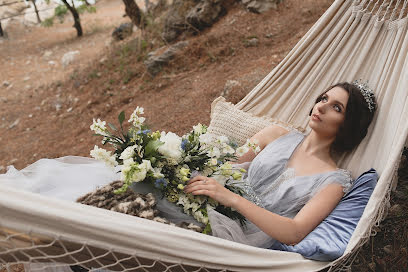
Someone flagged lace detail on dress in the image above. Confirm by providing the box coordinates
[241,181,264,208]
[337,168,354,194]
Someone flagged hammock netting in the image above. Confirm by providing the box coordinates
[1,0,408,271]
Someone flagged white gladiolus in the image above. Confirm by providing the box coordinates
[190,202,200,212]
[90,118,109,137]
[193,123,205,135]
[157,132,183,163]
[90,145,118,169]
[193,210,208,224]
[128,106,145,128]
[177,194,190,207]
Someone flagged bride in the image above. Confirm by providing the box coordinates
[0,81,376,249]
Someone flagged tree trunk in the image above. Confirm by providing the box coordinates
[61,0,83,37]
[121,0,143,27]
[0,21,4,37]
[31,0,42,23]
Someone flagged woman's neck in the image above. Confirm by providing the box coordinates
[300,131,334,159]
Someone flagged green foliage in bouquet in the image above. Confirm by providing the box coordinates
[90,107,259,229]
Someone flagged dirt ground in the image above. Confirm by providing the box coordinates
[0,0,407,271]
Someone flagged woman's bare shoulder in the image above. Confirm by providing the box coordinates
[252,125,290,149]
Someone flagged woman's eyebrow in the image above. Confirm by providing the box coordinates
[325,94,346,109]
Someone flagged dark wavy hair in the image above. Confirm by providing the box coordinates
[311,82,377,153]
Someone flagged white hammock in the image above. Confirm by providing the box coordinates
[1,0,408,271]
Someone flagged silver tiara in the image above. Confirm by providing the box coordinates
[352,80,376,112]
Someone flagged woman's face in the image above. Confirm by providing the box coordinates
[309,86,349,139]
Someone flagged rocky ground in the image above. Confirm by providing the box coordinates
[0,0,407,271]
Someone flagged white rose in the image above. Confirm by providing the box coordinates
[198,133,214,146]
[222,144,235,155]
[119,145,136,160]
[208,146,221,158]
[217,135,229,144]
[152,167,164,179]
[157,132,183,163]
[131,160,152,183]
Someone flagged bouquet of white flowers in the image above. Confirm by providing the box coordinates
[90,107,260,232]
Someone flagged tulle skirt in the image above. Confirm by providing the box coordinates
[0,157,276,250]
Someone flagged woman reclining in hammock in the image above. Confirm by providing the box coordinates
[184,81,376,248]
[0,81,376,250]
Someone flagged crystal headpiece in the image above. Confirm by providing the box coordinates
[352,80,376,112]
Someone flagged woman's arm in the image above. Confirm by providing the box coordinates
[184,177,344,245]
[236,125,289,164]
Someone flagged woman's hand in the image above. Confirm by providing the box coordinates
[184,175,239,208]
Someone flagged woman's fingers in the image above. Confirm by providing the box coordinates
[184,176,237,207]
[187,175,208,184]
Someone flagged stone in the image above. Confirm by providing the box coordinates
[383,245,393,255]
[23,76,30,81]
[48,60,56,66]
[112,23,133,41]
[242,0,280,14]
[162,1,188,42]
[9,119,19,129]
[2,81,10,87]
[246,37,259,47]
[145,41,189,76]
[221,80,241,97]
[9,158,18,165]
[61,51,80,67]
[43,50,53,58]
[186,0,224,31]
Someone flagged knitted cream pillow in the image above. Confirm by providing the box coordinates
[207,97,299,146]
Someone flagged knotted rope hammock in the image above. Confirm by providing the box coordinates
[1,0,407,271]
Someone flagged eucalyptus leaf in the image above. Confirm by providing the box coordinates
[145,140,164,157]
[118,111,125,126]
[108,123,117,131]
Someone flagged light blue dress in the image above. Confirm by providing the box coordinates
[208,130,353,248]
[0,130,353,249]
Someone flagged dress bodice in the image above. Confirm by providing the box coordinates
[242,130,353,218]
